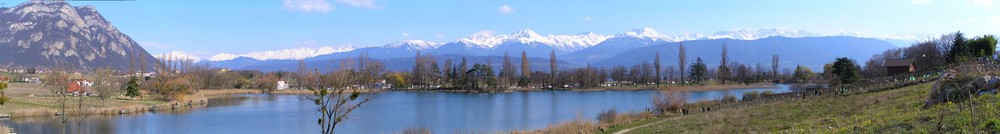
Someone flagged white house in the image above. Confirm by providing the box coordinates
[276,81,288,90]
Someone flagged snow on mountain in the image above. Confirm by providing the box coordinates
[457,28,611,51]
[617,27,673,41]
[383,40,441,50]
[206,27,934,63]
[706,28,821,40]
[155,51,203,63]
[208,46,356,61]
[548,32,613,49]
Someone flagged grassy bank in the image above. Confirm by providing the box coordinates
[612,81,1000,133]
[0,83,357,118]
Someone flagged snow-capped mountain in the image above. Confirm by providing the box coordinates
[383,40,441,50]
[205,27,934,71]
[706,28,822,40]
[456,28,611,52]
[208,46,355,61]
[155,51,202,63]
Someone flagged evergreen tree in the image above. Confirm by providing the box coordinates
[689,57,707,84]
[831,57,861,85]
[125,77,141,99]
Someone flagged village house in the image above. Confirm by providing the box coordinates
[883,58,916,76]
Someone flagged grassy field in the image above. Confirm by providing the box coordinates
[613,82,1000,133]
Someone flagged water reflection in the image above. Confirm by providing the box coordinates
[4,85,790,133]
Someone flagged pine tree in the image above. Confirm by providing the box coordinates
[678,42,686,85]
[654,52,661,86]
[689,57,707,84]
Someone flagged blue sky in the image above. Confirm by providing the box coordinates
[3,0,999,58]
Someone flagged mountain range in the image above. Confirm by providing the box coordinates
[0,1,923,73]
[203,32,900,72]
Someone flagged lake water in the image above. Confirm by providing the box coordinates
[1,85,789,134]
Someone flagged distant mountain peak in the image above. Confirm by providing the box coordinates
[385,40,441,50]
[706,27,817,40]
[511,28,545,40]
[155,51,202,63]
[207,46,356,61]
[620,27,665,39]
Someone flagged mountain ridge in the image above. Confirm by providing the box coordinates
[0,1,159,71]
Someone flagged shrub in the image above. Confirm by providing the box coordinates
[401,126,430,134]
[596,108,617,124]
[652,91,688,114]
[981,118,1000,132]
[742,91,761,102]
[721,94,738,103]
[538,119,598,133]
[762,90,775,96]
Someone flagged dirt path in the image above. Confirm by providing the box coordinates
[612,117,674,134]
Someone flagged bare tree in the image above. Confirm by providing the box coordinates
[550,50,557,88]
[519,51,531,87]
[310,54,376,134]
[772,54,779,81]
[718,43,729,84]
[501,51,517,88]
[92,67,118,102]
[298,60,307,89]
[43,65,71,133]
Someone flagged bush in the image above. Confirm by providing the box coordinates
[538,119,598,133]
[762,90,775,96]
[652,91,688,114]
[597,108,617,124]
[721,94,738,103]
[981,118,1000,132]
[742,91,761,102]
[401,126,430,134]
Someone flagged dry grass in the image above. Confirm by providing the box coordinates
[532,119,599,134]
[603,111,654,127]
[400,126,431,134]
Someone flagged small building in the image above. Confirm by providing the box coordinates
[884,58,916,76]
[67,79,88,93]
[276,81,288,90]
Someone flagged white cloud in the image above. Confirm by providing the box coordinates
[911,0,931,4]
[968,0,994,9]
[283,0,333,13]
[208,46,356,61]
[139,42,172,49]
[335,0,381,9]
[583,16,592,22]
[436,33,444,38]
[402,32,411,37]
[498,5,514,14]
[154,51,203,63]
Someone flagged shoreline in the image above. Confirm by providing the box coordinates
[0,84,777,120]
[0,85,371,118]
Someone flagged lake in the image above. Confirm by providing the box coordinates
[1,84,789,134]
